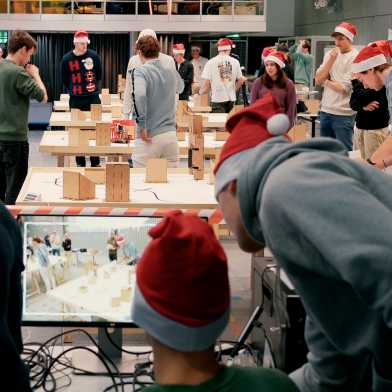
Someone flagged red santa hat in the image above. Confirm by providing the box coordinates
[214,93,291,197]
[331,22,357,42]
[368,40,392,59]
[74,30,90,44]
[261,46,275,60]
[352,46,387,73]
[172,43,185,55]
[263,50,286,69]
[217,38,235,51]
[131,210,230,352]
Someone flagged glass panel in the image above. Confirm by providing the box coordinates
[202,1,233,16]
[233,1,260,15]
[0,31,8,44]
[10,0,40,13]
[106,0,136,15]
[41,0,70,14]
[172,0,200,15]
[74,0,104,14]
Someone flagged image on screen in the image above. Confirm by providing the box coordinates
[19,215,161,326]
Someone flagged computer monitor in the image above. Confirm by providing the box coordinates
[19,214,161,327]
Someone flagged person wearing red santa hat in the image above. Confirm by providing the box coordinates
[61,30,102,167]
[199,38,246,113]
[172,43,194,101]
[315,22,358,151]
[131,210,298,392]
[350,44,391,161]
[251,50,297,127]
[351,45,392,170]
[215,92,392,392]
[190,44,208,94]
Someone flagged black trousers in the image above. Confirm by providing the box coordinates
[211,101,235,113]
[69,95,101,167]
[0,141,29,205]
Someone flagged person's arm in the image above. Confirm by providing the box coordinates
[198,79,211,95]
[18,65,48,103]
[315,48,338,86]
[370,136,392,168]
[184,62,194,85]
[235,62,245,91]
[323,79,347,94]
[286,82,297,127]
[250,78,261,104]
[123,57,135,117]
[132,68,150,142]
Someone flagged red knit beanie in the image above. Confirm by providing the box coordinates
[131,210,230,352]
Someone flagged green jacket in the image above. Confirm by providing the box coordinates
[289,44,314,87]
[0,59,44,142]
[143,366,298,391]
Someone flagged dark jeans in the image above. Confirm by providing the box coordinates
[69,94,101,167]
[320,111,355,151]
[0,141,29,205]
[211,101,235,113]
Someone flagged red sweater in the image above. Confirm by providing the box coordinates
[251,78,297,127]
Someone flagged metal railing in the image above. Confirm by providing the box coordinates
[2,0,264,17]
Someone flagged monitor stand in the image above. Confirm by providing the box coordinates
[71,327,147,375]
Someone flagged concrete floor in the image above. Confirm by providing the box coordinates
[24,130,253,391]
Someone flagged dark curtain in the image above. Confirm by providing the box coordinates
[30,32,130,102]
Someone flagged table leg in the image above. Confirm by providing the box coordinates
[312,119,316,138]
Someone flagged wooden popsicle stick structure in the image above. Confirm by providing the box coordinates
[146,158,168,183]
[63,170,95,200]
[111,105,122,118]
[84,167,106,184]
[189,115,204,180]
[95,122,112,146]
[90,104,102,121]
[105,163,130,202]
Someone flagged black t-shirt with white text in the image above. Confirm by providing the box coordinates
[61,49,102,97]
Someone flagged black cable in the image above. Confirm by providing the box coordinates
[104,327,152,356]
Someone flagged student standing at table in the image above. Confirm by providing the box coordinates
[0,31,47,205]
[173,43,194,101]
[61,30,102,167]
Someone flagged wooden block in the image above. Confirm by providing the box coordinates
[111,106,122,118]
[215,131,229,141]
[304,99,320,114]
[191,114,203,135]
[105,163,130,202]
[192,133,204,181]
[63,171,95,200]
[177,128,186,141]
[125,125,135,140]
[68,127,80,146]
[288,123,309,142]
[101,94,111,105]
[84,167,106,184]
[208,159,216,185]
[176,100,189,123]
[60,93,69,101]
[90,104,102,121]
[96,122,112,146]
[71,108,80,121]
[146,159,168,183]
[193,93,209,107]
[79,130,93,146]
[101,88,110,95]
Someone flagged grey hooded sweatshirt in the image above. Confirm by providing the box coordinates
[236,136,392,392]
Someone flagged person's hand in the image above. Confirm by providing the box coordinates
[329,48,339,61]
[140,128,152,143]
[25,64,40,78]
[363,101,379,111]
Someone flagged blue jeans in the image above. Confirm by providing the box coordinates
[319,111,355,151]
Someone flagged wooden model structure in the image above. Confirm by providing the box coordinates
[191,94,210,112]
[71,108,87,121]
[63,170,95,200]
[176,100,190,141]
[68,127,96,146]
[84,167,106,184]
[96,122,112,146]
[90,104,102,121]
[111,105,122,118]
[101,89,111,105]
[105,163,130,202]
[146,159,168,183]
[188,115,204,180]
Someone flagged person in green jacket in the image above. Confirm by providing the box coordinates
[289,40,314,92]
[131,210,299,392]
[0,31,47,205]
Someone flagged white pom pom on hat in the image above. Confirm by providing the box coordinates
[267,113,290,136]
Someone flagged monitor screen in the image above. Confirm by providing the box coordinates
[19,214,161,327]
